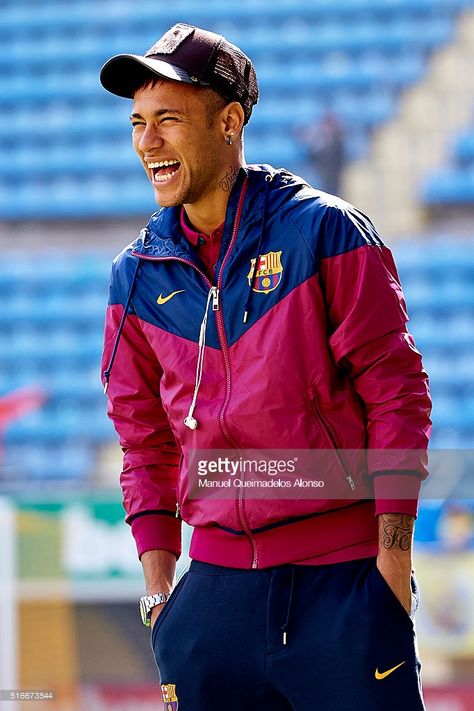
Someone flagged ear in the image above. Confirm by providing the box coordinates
[221,101,245,138]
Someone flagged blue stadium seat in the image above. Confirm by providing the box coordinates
[423,169,474,205]
[455,131,474,163]
[422,104,474,205]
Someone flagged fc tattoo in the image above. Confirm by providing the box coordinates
[219,166,239,192]
[380,513,414,551]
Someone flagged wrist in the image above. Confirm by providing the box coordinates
[376,554,414,615]
[377,549,412,575]
[141,549,176,595]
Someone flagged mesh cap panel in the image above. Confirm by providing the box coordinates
[212,42,258,122]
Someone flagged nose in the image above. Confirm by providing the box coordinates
[137,123,165,153]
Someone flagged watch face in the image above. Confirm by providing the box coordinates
[139,597,151,627]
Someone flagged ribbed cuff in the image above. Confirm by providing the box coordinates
[130,513,182,559]
[373,471,422,517]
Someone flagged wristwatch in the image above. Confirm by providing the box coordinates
[139,592,172,627]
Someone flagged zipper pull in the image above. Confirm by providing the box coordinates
[175,502,181,519]
[347,475,356,491]
[212,286,219,311]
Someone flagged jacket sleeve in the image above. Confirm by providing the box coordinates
[318,206,432,517]
[101,267,181,559]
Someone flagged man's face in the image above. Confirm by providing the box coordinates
[131,80,228,208]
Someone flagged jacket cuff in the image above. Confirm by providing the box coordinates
[373,471,422,517]
[130,513,181,559]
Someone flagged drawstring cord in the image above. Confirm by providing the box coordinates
[281,565,296,645]
[103,259,142,394]
[183,170,274,423]
[243,172,273,323]
[184,285,219,430]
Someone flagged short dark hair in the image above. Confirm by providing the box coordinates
[201,88,228,127]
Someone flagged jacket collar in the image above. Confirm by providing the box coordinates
[131,165,273,262]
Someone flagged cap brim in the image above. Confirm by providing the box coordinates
[100,54,200,98]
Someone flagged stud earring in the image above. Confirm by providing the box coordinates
[226,134,233,145]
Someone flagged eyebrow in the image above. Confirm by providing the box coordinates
[129,109,185,120]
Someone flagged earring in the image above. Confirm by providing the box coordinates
[226,134,233,145]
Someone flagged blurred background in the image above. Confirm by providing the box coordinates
[0,0,474,709]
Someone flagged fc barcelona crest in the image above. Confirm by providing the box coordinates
[247,251,283,294]
[161,683,179,710]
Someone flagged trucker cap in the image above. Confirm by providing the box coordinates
[100,23,259,124]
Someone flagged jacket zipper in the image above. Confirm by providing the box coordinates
[132,178,259,566]
[212,179,259,568]
[311,398,356,491]
[176,454,184,519]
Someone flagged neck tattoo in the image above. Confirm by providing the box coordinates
[219,166,239,193]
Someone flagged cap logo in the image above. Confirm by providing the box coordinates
[145,24,194,57]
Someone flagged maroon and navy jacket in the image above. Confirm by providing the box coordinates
[101,165,432,569]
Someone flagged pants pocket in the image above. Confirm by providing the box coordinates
[372,561,418,625]
[410,569,421,618]
[150,571,189,649]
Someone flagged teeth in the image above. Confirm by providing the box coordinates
[147,159,180,169]
[154,168,179,183]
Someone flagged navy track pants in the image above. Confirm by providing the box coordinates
[151,556,425,710]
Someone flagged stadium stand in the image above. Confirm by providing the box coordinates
[0,0,473,219]
[1,239,473,484]
[343,6,474,236]
[0,251,114,484]
[1,0,474,486]
[394,240,474,449]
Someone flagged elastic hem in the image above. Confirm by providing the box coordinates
[189,500,378,569]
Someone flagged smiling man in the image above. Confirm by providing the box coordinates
[100,23,431,711]
[129,81,243,236]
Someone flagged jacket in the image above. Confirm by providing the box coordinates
[101,165,432,569]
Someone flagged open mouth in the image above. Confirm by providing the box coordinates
[147,159,181,184]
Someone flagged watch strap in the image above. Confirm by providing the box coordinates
[145,592,171,609]
[140,592,172,626]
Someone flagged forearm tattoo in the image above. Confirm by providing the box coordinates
[380,513,414,551]
[219,166,239,192]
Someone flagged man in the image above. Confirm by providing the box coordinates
[100,23,431,710]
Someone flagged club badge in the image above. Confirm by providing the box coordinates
[247,251,283,294]
[161,683,179,710]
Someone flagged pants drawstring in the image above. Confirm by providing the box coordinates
[281,565,295,645]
